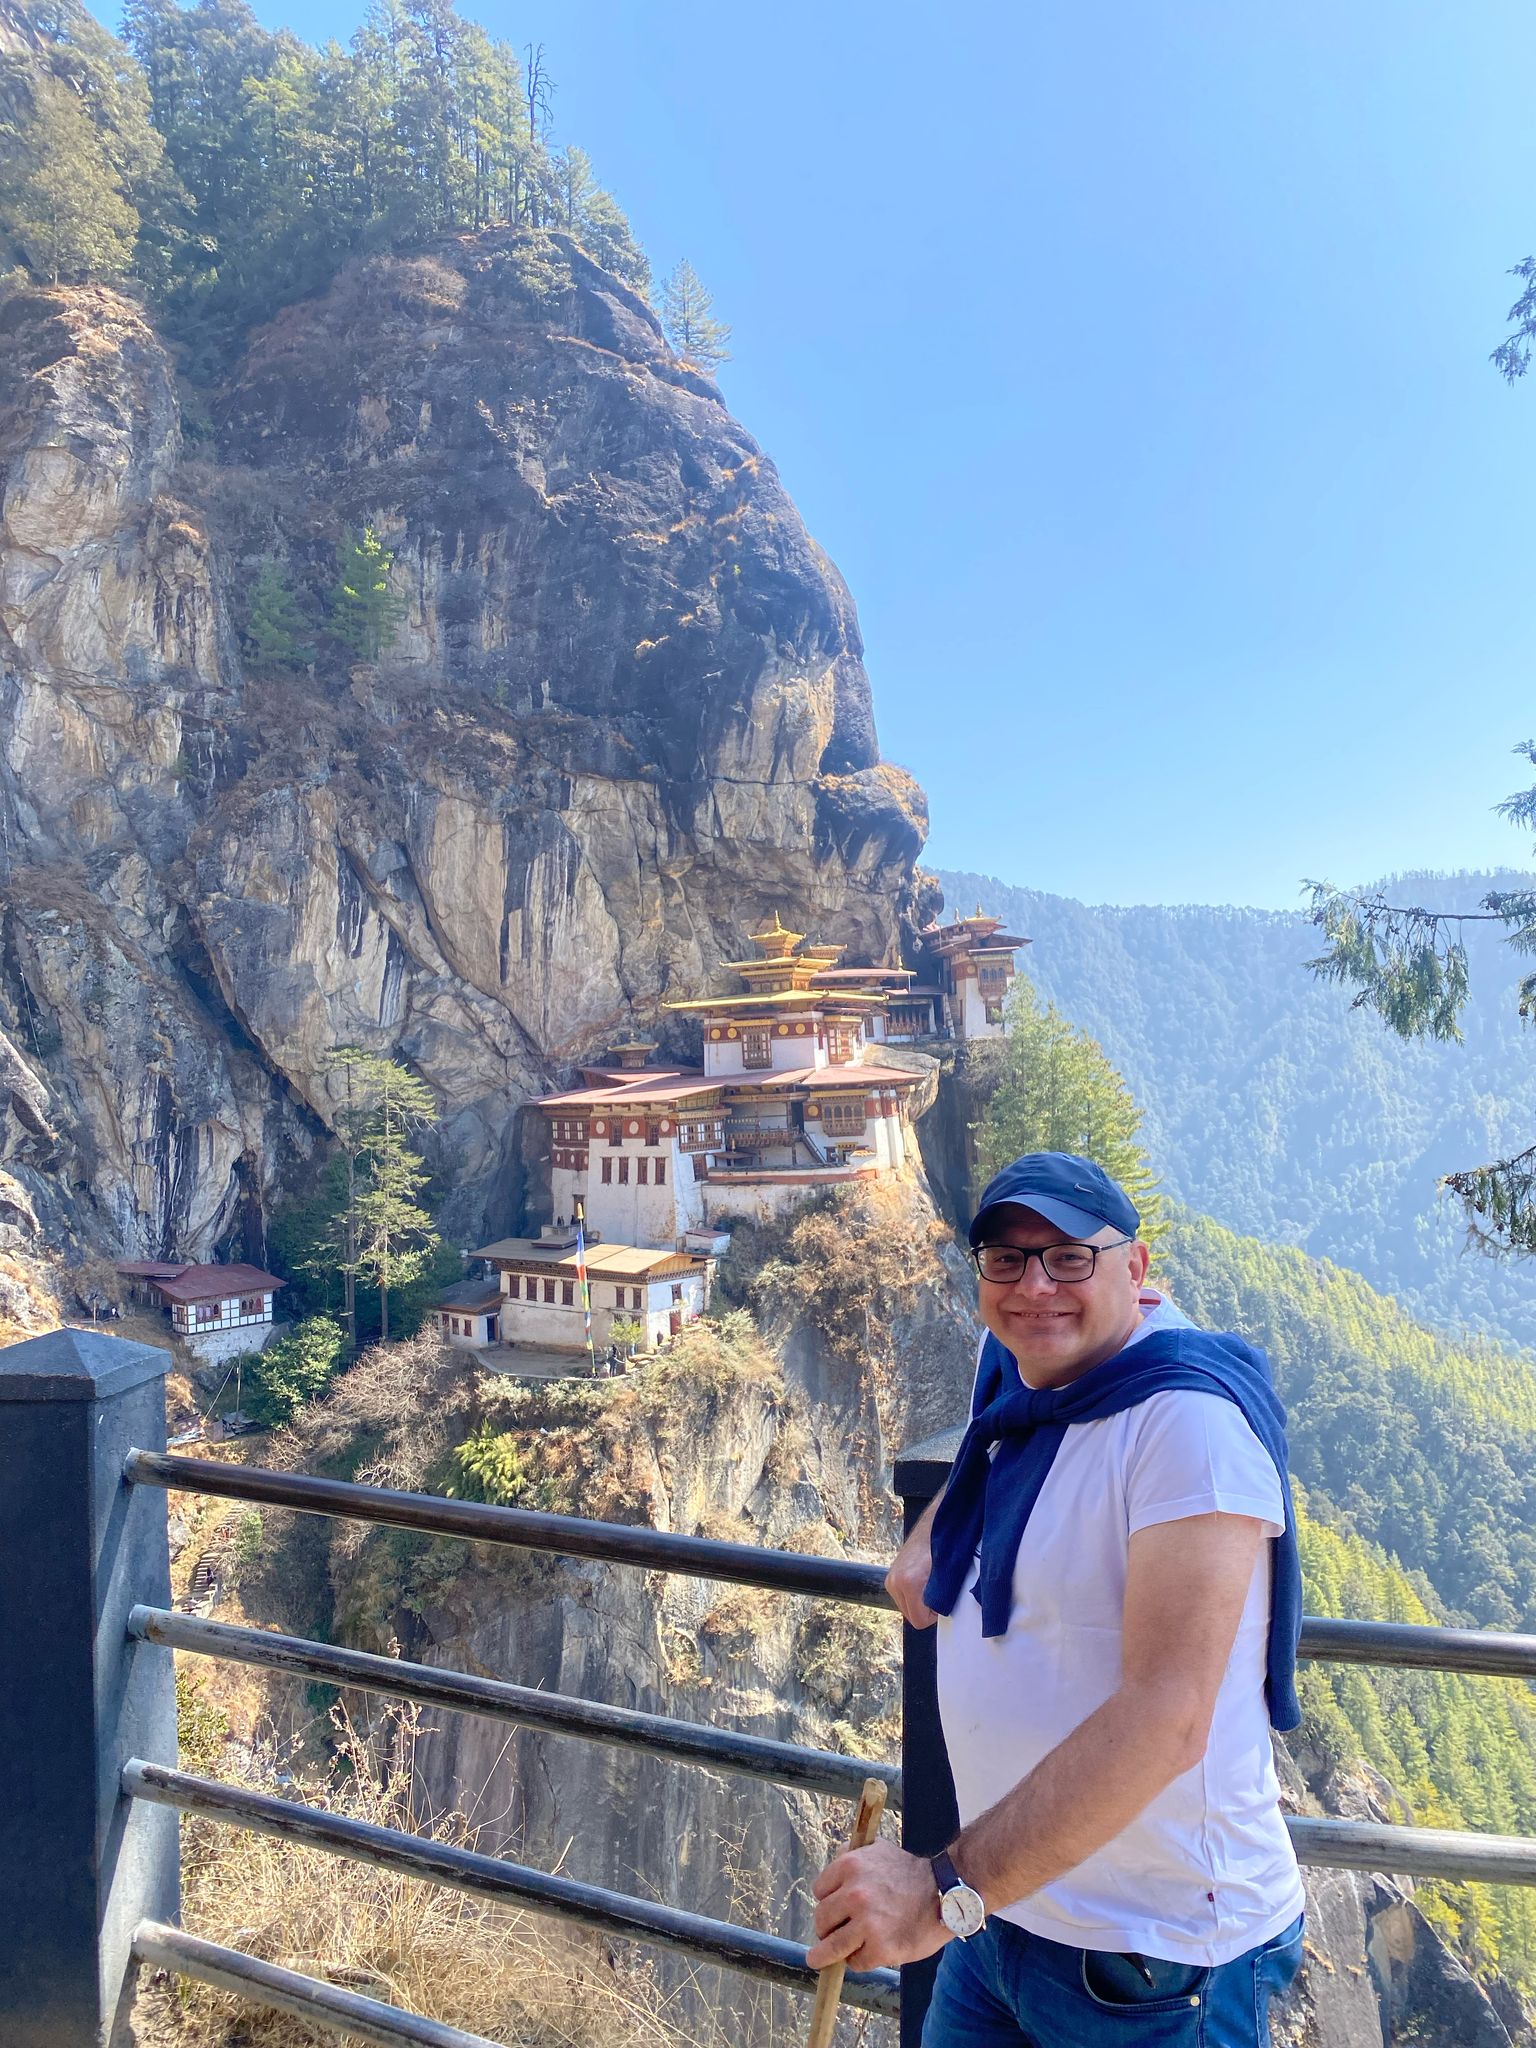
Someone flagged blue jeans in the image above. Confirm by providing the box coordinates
[921,1913,1304,2047]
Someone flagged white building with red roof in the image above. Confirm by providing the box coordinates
[531,915,949,1240]
[114,1259,286,1364]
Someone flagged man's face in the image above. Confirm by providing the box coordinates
[974,1204,1150,1388]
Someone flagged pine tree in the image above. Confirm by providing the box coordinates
[243,558,314,672]
[972,974,1163,1242]
[0,67,138,283]
[353,1057,439,1340]
[0,0,180,289]
[660,259,731,369]
[330,526,406,661]
[319,1047,438,1346]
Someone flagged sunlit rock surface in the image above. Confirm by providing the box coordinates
[0,234,926,1256]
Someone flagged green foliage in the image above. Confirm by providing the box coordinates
[1304,882,1477,1041]
[175,1667,228,1774]
[233,1508,265,1565]
[1298,758,1536,1259]
[450,1419,528,1504]
[971,973,1164,1243]
[1297,1501,1536,1991]
[243,557,315,672]
[0,0,178,288]
[608,1313,643,1350]
[1493,255,1536,382]
[245,1314,347,1426]
[0,0,648,363]
[0,65,139,284]
[660,258,730,369]
[937,867,1536,1347]
[386,1234,465,1343]
[550,142,647,291]
[267,1157,350,1323]
[330,527,406,662]
[1158,1208,1536,1630]
[310,1046,441,1346]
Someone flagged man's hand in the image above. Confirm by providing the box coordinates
[806,1839,951,1971]
[885,1493,942,1626]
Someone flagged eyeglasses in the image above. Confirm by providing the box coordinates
[971,1239,1133,1285]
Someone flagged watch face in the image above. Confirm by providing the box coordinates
[940,1884,986,1939]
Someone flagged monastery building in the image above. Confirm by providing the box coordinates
[115,1260,285,1365]
[917,908,1030,1040]
[440,906,1024,1363]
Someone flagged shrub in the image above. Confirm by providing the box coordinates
[245,1317,347,1426]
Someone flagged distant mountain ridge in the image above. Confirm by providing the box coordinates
[934,867,1536,1348]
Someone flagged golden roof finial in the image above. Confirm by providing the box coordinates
[748,909,804,959]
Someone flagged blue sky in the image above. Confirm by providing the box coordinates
[102,0,1536,907]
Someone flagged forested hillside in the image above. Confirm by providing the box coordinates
[938,867,1536,1347]
[1295,1498,1536,1988]
[0,0,650,370]
[1159,1210,1536,1630]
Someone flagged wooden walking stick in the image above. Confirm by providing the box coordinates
[806,1776,890,2048]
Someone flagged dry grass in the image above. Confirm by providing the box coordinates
[130,1705,698,2048]
[0,1246,58,1346]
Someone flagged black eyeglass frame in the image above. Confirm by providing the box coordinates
[970,1237,1134,1285]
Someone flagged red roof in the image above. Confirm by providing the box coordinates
[151,1263,285,1304]
[537,1070,719,1111]
[116,1260,191,1281]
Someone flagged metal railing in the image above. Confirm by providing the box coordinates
[9,1334,1536,2048]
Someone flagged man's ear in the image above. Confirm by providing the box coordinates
[1129,1240,1151,1286]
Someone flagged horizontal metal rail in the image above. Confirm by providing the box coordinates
[129,1605,900,1807]
[127,1455,1536,1678]
[133,1920,500,2048]
[123,1760,900,2016]
[1297,1615,1536,1681]
[125,1450,890,1607]
[1288,1815,1536,1886]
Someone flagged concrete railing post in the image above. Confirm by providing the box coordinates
[893,1424,963,2048]
[0,1327,180,2045]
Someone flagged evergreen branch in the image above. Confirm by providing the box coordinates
[1443,1144,1536,1260]
[1492,257,1536,382]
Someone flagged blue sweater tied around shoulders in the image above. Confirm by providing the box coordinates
[922,1325,1303,1731]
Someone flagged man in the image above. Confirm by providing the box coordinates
[807,1152,1305,2046]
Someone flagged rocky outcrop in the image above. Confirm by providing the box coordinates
[0,235,926,1257]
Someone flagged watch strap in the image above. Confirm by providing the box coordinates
[931,1848,964,1896]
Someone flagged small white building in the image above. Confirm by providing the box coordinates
[917,909,1029,1039]
[115,1260,285,1364]
[471,1229,714,1356]
[436,1276,504,1349]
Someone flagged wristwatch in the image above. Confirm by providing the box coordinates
[931,1848,986,1939]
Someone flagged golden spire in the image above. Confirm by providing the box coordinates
[748,909,804,960]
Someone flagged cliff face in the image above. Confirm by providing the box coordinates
[0,232,926,1257]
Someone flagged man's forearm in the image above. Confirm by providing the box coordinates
[953,1679,1208,1911]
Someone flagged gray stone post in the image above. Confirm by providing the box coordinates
[894,1424,963,2048]
[0,1327,180,2046]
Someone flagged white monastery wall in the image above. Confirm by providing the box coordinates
[701,1176,871,1225]
[702,1017,823,1078]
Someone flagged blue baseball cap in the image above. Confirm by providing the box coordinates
[968,1152,1141,1248]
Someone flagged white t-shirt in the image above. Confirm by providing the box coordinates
[935,1289,1304,1966]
